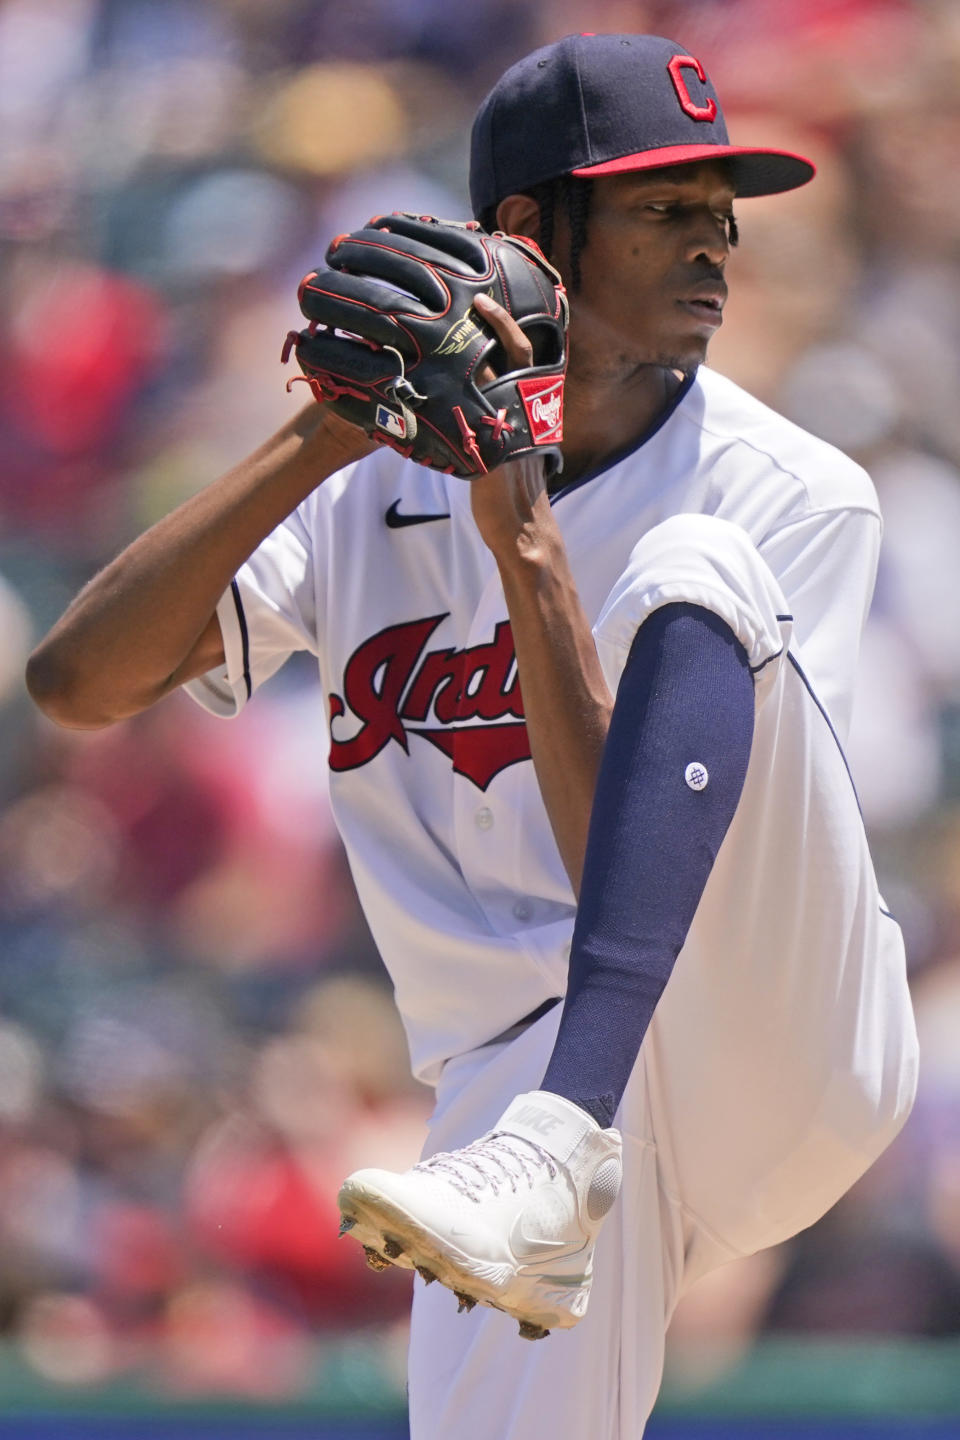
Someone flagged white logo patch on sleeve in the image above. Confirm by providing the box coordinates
[685,762,709,791]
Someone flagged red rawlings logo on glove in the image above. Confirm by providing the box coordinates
[516,375,564,444]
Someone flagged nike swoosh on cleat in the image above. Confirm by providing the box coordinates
[385,500,451,529]
[509,1212,587,1263]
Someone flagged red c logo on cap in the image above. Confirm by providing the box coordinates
[667,54,717,122]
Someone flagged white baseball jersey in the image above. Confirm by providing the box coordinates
[187,364,918,1439]
[188,364,893,1081]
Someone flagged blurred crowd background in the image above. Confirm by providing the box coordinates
[1,0,959,1414]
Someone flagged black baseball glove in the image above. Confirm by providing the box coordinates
[282,213,568,479]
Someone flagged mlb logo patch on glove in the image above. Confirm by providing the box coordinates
[374,404,408,440]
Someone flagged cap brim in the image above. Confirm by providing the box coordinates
[571,144,815,197]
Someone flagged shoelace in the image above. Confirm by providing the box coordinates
[415,1132,558,1202]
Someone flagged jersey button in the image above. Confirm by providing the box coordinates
[512,898,533,923]
[474,806,494,831]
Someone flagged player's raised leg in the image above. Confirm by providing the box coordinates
[602,515,919,1281]
[339,597,756,1333]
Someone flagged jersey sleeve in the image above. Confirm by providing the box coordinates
[593,513,792,709]
[183,502,321,719]
[758,506,880,743]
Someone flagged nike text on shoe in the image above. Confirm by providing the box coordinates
[336,1090,622,1339]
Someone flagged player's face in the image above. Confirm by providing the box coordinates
[556,162,737,377]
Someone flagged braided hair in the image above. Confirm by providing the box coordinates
[480,175,594,291]
[480,174,737,287]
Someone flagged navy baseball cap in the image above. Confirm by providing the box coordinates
[470,33,815,217]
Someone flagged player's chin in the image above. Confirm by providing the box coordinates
[657,332,711,374]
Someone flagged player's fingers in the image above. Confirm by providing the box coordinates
[473,292,533,371]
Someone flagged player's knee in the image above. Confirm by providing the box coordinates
[830,1003,918,1169]
[862,931,919,1154]
[874,1012,919,1150]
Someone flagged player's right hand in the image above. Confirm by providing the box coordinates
[468,289,553,557]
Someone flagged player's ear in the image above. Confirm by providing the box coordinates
[495,194,541,243]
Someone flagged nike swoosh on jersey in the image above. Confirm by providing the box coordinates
[385,499,451,529]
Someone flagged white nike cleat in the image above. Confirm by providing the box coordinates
[337,1090,622,1339]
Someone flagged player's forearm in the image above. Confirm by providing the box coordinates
[494,510,613,897]
[26,405,369,729]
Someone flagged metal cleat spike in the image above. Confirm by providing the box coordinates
[454,1292,476,1314]
[382,1238,404,1260]
[363,1246,391,1272]
[338,1216,356,1237]
[415,1265,437,1285]
[518,1321,550,1341]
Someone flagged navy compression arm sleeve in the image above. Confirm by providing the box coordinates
[541,602,755,1129]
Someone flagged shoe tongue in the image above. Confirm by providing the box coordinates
[496,1091,594,1165]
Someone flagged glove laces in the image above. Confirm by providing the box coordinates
[415,1132,558,1202]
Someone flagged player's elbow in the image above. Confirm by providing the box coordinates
[25,642,121,730]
